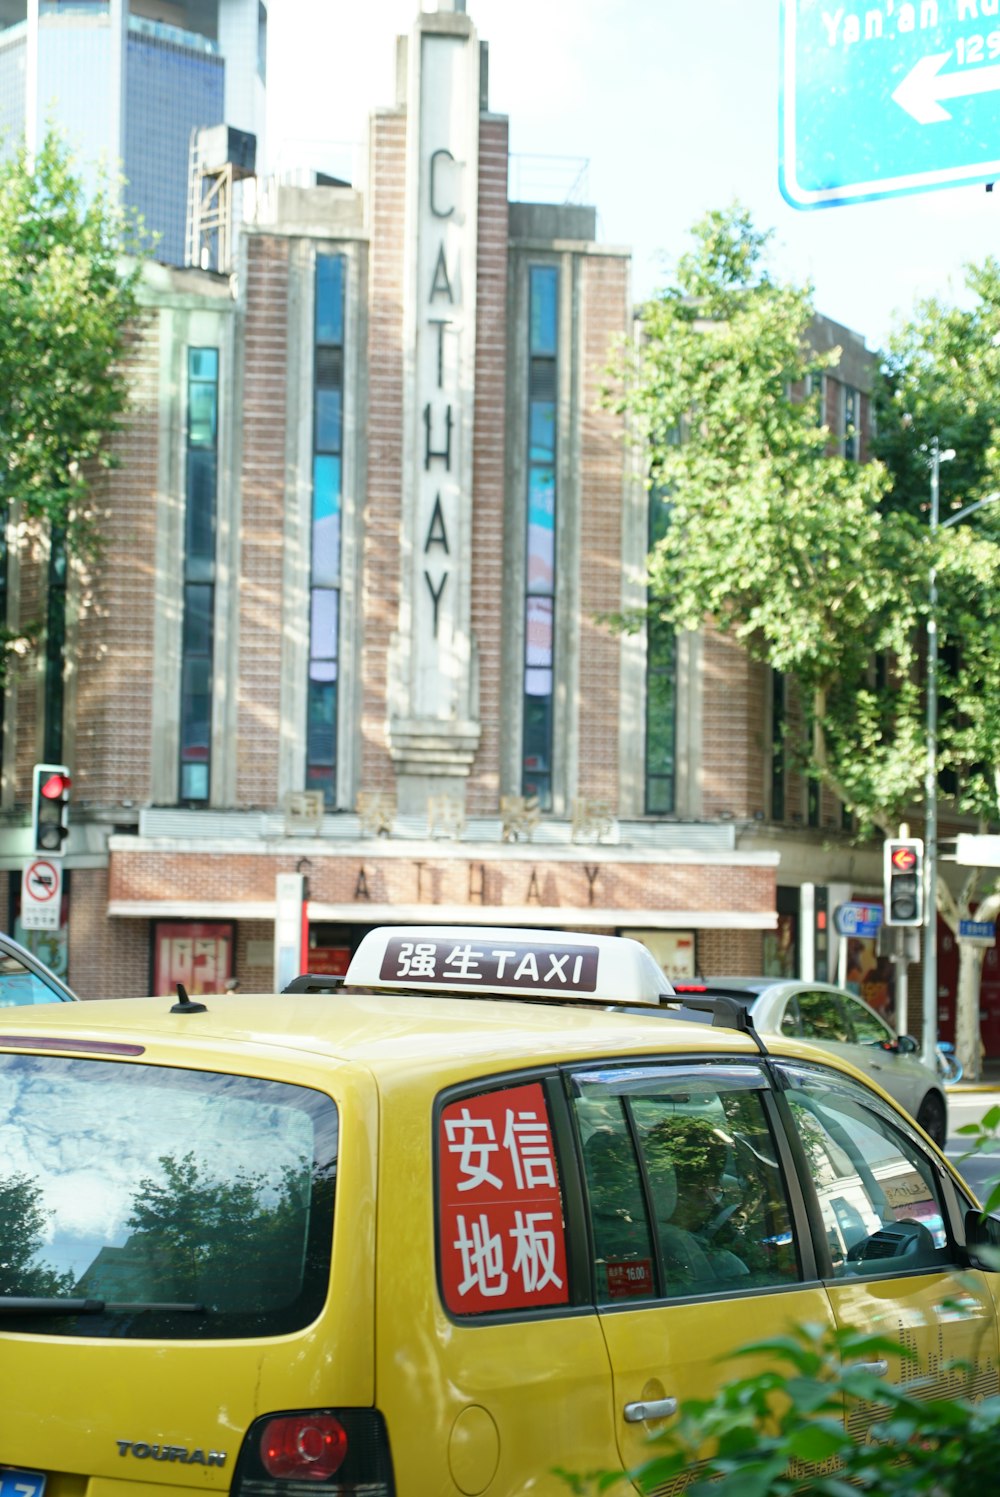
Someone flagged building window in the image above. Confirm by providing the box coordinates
[44,528,67,764]
[843,385,860,461]
[522,264,557,810]
[770,668,786,822]
[257,1,267,82]
[646,490,675,814]
[179,347,218,804]
[307,253,344,806]
[807,771,820,828]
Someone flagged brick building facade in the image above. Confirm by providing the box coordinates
[0,0,888,1002]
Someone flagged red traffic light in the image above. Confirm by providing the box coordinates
[890,846,917,872]
[31,763,71,856]
[39,772,71,800]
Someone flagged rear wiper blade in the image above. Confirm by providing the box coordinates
[0,1296,206,1316]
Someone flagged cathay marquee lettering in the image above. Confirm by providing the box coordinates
[351,862,605,906]
[422,142,459,641]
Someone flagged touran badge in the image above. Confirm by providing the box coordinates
[116,1441,227,1466]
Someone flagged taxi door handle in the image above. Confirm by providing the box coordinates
[624,1397,678,1423]
[848,1359,889,1377]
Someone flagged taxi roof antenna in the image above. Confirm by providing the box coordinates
[171,982,208,1015]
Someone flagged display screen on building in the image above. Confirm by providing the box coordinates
[153,921,234,996]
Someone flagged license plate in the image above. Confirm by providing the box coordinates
[0,1471,46,1497]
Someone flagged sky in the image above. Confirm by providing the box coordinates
[264,0,1000,354]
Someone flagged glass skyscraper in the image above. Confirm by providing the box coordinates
[0,0,266,265]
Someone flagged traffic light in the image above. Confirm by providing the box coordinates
[883,837,924,927]
[31,763,71,856]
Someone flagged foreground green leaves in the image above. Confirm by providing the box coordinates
[559,1321,1000,1495]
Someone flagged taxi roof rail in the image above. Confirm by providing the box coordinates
[664,994,769,1055]
[283,974,346,995]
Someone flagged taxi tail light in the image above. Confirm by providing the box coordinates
[233,1409,395,1496]
[261,1415,347,1478]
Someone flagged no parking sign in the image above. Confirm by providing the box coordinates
[21,858,63,931]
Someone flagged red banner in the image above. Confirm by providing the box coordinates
[439,1081,568,1315]
[153,922,234,996]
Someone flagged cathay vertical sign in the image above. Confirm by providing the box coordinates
[391,7,482,802]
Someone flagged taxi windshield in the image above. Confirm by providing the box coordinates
[0,1054,337,1338]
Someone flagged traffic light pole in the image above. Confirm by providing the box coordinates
[921,441,940,1066]
[920,470,999,1068]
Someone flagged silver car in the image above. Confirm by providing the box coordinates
[672,977,948,1146]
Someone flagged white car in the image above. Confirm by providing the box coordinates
[672,977,948,1146]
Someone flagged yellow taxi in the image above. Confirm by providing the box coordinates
[1,925,999,1497]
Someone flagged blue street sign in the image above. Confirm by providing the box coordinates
[780,0,1000,209]
[833,901,883,938]
[959,918,997,944]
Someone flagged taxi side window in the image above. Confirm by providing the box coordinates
[581,1107,656,1300]
[574,1067,801,1303]
[778,1064,953,1276]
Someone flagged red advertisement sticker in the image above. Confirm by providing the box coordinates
[439,1081,569,1315]
[605,1259,654,1299]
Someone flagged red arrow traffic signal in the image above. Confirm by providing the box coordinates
[884,838,924,926]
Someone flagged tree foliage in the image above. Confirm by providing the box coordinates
[124,1150,313,1310]
[873,270,1000,827]
[616,209,909,684]
[559,1321,1000,1496]
[609,205,935,832]
[0,1172,74,1297]
[610,205,1000,832]
[609,204,1000,1078]
[0,129,143,563]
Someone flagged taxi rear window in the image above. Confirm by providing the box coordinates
[0,1054,337,1339]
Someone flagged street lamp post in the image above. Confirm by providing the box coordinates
[920,441,998,1066]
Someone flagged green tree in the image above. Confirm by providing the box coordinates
[873,273,1000,1081]
[123,1150,314,1312]
[611,205,921,816]
[0,128,143,677]
[0,1171,74,1296]
[609,204,1000,1079]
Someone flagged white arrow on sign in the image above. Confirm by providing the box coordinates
[893,51,1000,125]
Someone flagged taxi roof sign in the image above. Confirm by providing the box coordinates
[345,927,674,1006]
